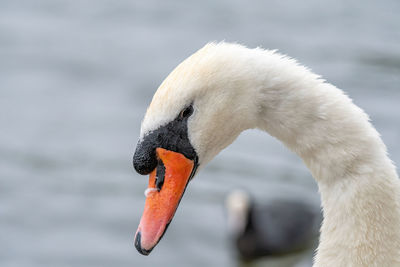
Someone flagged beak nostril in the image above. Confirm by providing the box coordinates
[155,159,166,191]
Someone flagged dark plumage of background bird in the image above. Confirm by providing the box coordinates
[226,190,321,262]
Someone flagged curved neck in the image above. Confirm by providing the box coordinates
[249,60,400,266]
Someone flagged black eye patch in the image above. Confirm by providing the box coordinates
[133,104,197,175]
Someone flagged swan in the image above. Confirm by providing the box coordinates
[225,190,321,261]
[132,42,400,266]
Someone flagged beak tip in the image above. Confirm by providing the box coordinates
[134,231,153,256]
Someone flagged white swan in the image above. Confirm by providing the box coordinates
[132,42,400,266]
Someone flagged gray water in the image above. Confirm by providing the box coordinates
[1,1,400,267]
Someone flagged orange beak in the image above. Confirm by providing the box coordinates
[134,148,195,255]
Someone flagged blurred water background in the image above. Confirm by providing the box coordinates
[1,0,399,266]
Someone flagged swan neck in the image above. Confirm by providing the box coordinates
[251,64,400,265]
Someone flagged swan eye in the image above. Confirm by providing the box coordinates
[179,105,193,119]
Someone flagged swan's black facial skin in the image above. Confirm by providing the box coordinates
[133,105,197,176]
[133,105,199,256]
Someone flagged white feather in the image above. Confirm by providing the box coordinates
[141,42,400,266]
[144,188,158,197]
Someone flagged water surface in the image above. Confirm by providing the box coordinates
[1,1,399,266]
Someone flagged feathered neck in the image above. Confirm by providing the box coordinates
[242,48,400,266]
[142,42,400,265]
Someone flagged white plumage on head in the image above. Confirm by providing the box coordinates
[140,42,400,266]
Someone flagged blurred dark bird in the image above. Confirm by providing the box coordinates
[226,190,321,261]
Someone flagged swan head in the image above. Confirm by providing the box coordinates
[133,42,263,255]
